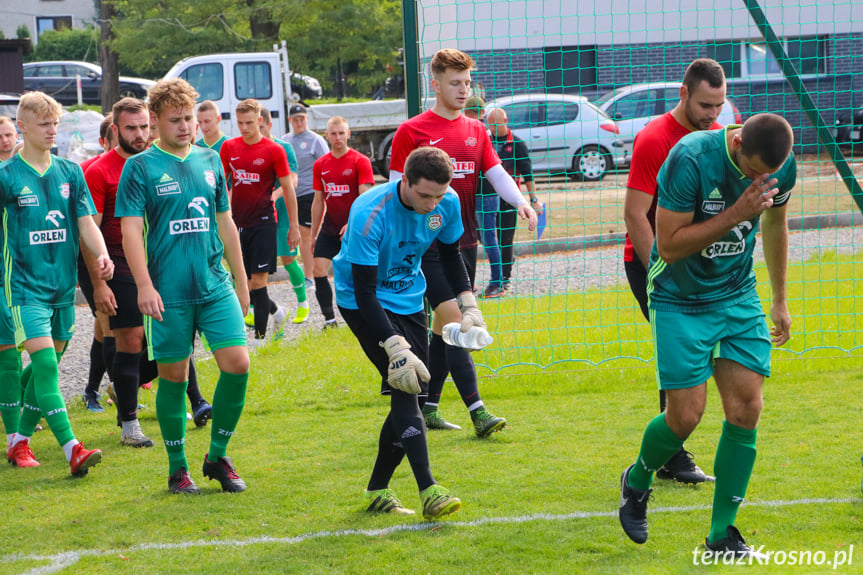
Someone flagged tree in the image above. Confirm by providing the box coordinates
[99,0,121,113]
[27,28,99,63]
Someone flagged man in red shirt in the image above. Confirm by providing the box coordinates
[389,48,537,437]
[80,114,116,174]
[622,58,728,484]
[311,116,375,327]
[220,98,299,344]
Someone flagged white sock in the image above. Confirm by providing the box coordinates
[11,433,29,448]
[467,401,484,412]
[6,433,13,445]
[62,439,80,462]
[299,301,309,309]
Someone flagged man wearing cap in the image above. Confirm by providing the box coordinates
[282,104,330,293]
[463,96,486,122]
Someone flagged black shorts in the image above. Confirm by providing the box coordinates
[313,230,342,260]
[624,258,650,321]
[421,246,477,309]
[240,224,277,277]
[78,255,96,317]
[339,306,429,397]
[108,275,144,330]
[296,194,314,227]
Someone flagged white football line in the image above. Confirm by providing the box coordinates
[6,496,857,575]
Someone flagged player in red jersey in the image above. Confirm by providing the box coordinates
[80,114,116,174]
[220,98,299,345]
[388,48,537,436]
[622,58,729,485]
[310,116,375,327]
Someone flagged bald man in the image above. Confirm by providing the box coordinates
[0,117,17,163]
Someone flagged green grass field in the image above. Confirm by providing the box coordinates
[3,256,862,574]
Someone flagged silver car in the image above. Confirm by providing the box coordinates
[486,93,627,181]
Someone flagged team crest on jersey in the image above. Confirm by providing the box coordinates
[204,170,216,187]
[59,183,70,199]
[426,214,443,231]
[253,158,265,166]
[300,142,308,150]
[465,137,477,147]
[342,168,353,176]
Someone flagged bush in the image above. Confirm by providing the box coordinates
[28,28,99,63]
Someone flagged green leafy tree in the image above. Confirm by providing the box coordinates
[28,28,100,63]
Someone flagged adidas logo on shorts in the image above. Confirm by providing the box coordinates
[401,426,422,439]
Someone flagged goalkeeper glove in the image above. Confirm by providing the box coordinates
[380,334,430,394]
[456,292,486,332]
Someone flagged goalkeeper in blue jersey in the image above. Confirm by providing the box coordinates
[333,147,483,520]
[618,113,796,558]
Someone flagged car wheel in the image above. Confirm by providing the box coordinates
[119,88,139,99]
[571,145,611,182]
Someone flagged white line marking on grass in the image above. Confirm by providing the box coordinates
[6,496,858,575]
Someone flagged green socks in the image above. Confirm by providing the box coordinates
[209,371,248,460]
[284,261,307,303]
[156,378,189,475]
[628,413,685,490]
[0,348,21,438]
[709,421,757,543]
[30,347,75,446]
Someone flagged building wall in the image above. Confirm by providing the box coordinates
[0,0,96,42]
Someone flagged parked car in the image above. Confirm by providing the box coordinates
[485,93,627,181]
[834,105,863,153]
[595,82,742,145]
[290,72,322,100]
[23,61,155,106]
[0,94,20,121]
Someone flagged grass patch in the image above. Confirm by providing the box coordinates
[3,258,863,573]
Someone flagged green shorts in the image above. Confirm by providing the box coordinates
[275,196,298,258]
[11,304,76,345]
[650,293,771,390]
[0,295,15,346]
[145,293,246,362]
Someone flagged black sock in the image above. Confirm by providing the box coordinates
[139,355,158,388]
[251,287,270,338]
[113,351,141,422]
[186,358,206,406]
[85,338,105,394]
[314,276,335,321]
[103,336,117,383]
[446,344,481,408]
[367,412,406,491]
[425,333,448,408]
[390,390,434,491]
[269,297,278,314]
[659,389,667,412]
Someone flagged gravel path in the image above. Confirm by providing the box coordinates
[56,225,863,402]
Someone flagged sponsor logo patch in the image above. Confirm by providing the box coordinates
[30,229,66,245]
[324,183,351,196]
[702,200,725,214]
[156,182,181,196]
[169,218,210,235]
[233,170,260,184]
[451,160,475,179]
[18,195,38,207]
[701,240,745,259]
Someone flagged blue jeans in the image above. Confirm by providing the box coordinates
[476,193,502,286]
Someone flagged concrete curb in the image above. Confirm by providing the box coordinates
[75,211,862,305]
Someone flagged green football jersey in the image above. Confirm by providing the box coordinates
[274,138,299,174]
[647,126,797,312]
[0,154,96,307]
[115,144,233,306]
[196,134,228,153]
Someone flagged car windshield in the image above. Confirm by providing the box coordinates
[595,87,627,106]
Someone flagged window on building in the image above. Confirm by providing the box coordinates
[710,36,826,79]
[35,16,72,36]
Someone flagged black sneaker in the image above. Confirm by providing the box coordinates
[705,526,767,560]
[619,464,652,544]
[82,390,104,413]
[202,454,247,492]
[168,467,201,494]
[193,401,212,428]
[656,448,714,484]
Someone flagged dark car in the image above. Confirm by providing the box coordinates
[23,61,154,106]
[0,93,20,121]
[835,105,863,153]
[290,72,322,100]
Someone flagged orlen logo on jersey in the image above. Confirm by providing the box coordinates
[450,159,475,179]
[30,210,67,245]
[170,218,210,235]
[701,240,744,259]
[233,169,260,185]
[324,183,351,197]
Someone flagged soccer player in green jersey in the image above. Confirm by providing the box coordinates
[118,78,251,494]
[618,113,796,558]
[195,100,228,152]
[2,92,113,476]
